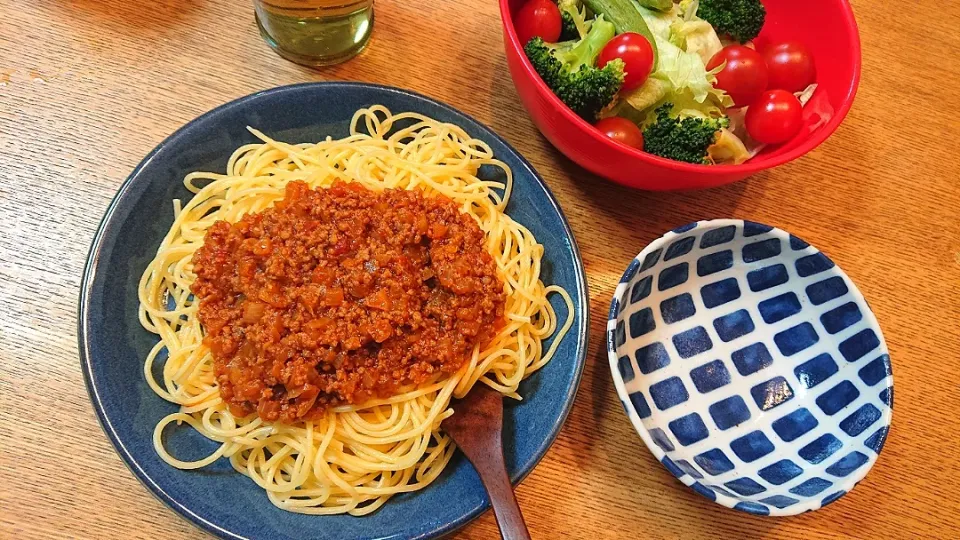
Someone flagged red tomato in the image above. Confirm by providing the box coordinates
[707,45,768,107]
[597,32,655,91]
[745,90,804,144]
[514,0,562,46]
[595,117,644,149]
[762,41,817,92]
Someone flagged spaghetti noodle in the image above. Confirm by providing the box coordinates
[139,105,573,515]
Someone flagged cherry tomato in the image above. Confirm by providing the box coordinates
[597,32,655,91]
[514,0,562,46]
[707,45,768,107]
[762,41,817,92]
[745,90,804,144]
[595,117,644,149]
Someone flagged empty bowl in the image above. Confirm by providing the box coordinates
[606,220,892,515]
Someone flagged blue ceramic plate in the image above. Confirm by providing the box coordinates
[79,82,588,540]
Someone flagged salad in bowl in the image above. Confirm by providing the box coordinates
[514,0,833,166]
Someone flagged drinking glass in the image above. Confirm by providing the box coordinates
[254,0,374,67]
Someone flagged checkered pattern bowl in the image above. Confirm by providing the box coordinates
[607,220,893,516]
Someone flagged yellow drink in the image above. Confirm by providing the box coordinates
[254,0,374,66]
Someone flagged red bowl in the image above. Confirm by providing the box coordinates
[500,0,862,190]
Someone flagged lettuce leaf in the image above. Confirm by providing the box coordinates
[708,128,750,164]
[601,77,670,123]
[655,37,714,103]
[611,4,731,122]
[671,20,723,65]
[669,1,723,68]
[636,3,678,38]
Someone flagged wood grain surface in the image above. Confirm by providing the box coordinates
[2,0,959,538]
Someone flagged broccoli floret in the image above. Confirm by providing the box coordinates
[642,104,728,164]
[524,18,624,121]
[697,0,766,43]
[560,10,579,41]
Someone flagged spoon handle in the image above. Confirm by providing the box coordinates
[467,434,532,540]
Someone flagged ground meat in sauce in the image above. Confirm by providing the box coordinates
[190,180,505,423]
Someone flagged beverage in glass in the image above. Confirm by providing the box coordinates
[254,0,374,67]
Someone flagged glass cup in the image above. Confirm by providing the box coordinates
[254,0,374,67]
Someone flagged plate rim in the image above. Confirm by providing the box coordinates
[77,81,590,540]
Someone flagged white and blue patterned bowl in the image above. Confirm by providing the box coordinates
[607,220,893,516]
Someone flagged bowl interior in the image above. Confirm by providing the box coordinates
[607,220,892,516]
[502,0,861,176]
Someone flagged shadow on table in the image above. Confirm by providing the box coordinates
[558,152,754,227]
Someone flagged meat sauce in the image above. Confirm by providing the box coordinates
[191,180,505,423]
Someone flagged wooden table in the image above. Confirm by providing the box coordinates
[2,0,959,538]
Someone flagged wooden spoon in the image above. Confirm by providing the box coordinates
[442,384,532,540]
